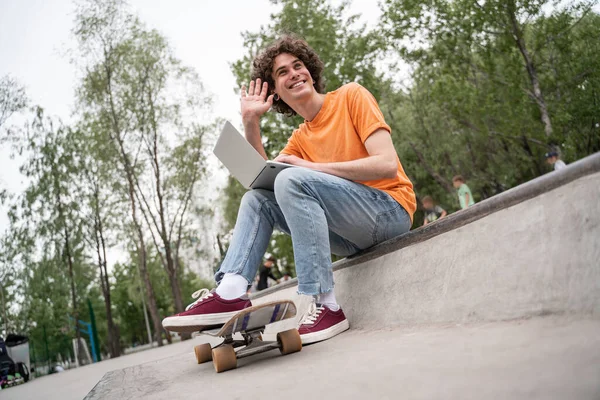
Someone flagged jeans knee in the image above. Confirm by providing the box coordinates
[274,168,312,202]
[240,189,269,210]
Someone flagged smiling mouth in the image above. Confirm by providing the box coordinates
[289,80,306,89]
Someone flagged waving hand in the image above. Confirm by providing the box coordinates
[241,78,274,121]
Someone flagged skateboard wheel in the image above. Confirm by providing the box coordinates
[212,344,237,373]
[277,329,302,355]
[194,343,212,364]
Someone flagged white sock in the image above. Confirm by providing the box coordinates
[319,290,340,311]
[216,273,248,300]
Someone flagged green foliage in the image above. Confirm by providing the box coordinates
[74,0,215,318]
[0,75,28,129]
[2,0,219,361]
[110,250,214,347]
[380,0,600,214]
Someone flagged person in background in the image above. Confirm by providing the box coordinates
[421,196,447,226]
[257,255,278,291]
[452,175,475,210]
[545,151,567,171]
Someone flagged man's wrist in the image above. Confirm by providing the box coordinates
[242,115,260,127]
[313,162,326,172]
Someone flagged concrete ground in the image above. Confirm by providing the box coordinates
[0,336,221,400]
[77,316,600,400]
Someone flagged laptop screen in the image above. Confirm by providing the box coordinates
[213,121,267,188]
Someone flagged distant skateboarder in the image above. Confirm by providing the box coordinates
[162,35,416,344]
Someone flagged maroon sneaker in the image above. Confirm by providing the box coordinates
[162,289,252,333]
[298,301,350,344]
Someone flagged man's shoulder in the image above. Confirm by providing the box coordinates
[339,82,362,93]
[329,82,363,97]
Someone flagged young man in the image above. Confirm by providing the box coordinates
[162,36,416,344]
[545,151,567,171]
[421,196,447,226]
[453,175,475,210]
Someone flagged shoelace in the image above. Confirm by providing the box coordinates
[185,288,213,311]
[300,300,324,325]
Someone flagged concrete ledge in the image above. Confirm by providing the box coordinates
[251,152,600,332]
[253,151,600,300]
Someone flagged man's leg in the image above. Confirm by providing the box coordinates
[274,167,411,343]
[162,189,290,332]
[214,189,290,298]
[314,231,361,311]
[274,167,411,295]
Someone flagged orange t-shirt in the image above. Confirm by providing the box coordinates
[280,82,416,221]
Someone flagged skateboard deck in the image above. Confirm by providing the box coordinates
[193,300,302,373]
[204,300,296,337]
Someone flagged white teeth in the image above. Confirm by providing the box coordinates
[290,81,304,89]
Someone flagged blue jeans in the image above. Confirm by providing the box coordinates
[215,168,411,296]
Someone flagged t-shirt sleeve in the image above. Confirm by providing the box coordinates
[435,205,444,214]
[279,130,303,158]
[348,83,391,143]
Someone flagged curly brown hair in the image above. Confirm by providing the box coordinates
[251,35,325,116]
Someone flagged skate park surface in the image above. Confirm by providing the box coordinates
[4,153,599,400]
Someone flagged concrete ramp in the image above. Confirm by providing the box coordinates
[253,152,600,333]
[86,153,600,399]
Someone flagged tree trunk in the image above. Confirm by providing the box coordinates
[104,61,163,347]
[63,225,82,362]
[146,94,185,315]
[129,180,163,347]
[92,182,120,358]
[506,1,553,137]
[100,231,120,357]
[53,167,82,363]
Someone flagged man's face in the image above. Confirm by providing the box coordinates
[265,260,274,268]
[422,200,433,209]
[272,53,314,104]
[546,156,556,165]
[453,180,462,189]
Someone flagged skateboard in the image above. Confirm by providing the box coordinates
[193,300,301,373]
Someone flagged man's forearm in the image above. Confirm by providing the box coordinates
[315,155,397,181]
[243,118,267,160]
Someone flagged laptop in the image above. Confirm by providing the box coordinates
[213,121,297,191]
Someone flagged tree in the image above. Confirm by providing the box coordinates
[73,0,216,343]
[380,1,600,211]
[73,0,165,345]
[110,250,214,347]
[7,109,90,361]
[0,75,28,129]
[71,122,122,357]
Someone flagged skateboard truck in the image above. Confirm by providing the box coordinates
[193,301,302,373]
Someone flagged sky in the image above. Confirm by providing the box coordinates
[0,0,382,273]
